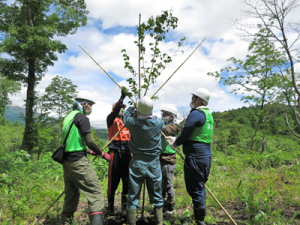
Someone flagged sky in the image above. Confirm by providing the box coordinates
[7,0,300,128]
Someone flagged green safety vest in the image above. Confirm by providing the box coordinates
[62,110,88,152]
[161,137,176,154]
[188,107,214,143]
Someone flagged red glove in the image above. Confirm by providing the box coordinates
[90,151,96,156]
[101,152,111,162]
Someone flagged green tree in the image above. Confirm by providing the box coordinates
[38,75,77,122]
[269,115,278,135]
[0,75,21,118]
[121,10,185,103]
[228,125,240,145]
[233,0,300,139]
[0,0,88,154]
[35,75,77,142]
[208,28,286,151]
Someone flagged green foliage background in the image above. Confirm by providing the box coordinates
[0,103,299,224]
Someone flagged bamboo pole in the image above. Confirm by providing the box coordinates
[141,180,146,219]
[151,37,206,99]
[138,14,141,99]
[138,14,147,220]
[78,45,136,105]
[32,127,125,225]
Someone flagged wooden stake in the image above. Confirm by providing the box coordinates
[151,37,206,99]
[138,14,141,99]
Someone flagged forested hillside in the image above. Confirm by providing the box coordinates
[1,104,299,224]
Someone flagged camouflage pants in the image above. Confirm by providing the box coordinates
[62,156,104,214]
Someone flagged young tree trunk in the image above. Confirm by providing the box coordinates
[261,136,266,154]
[21,58,36,154]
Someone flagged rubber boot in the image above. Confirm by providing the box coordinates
[89,211,104,225]
[107,195,116,215]
[126,209,136,225]
[121,194,127,218]
[61,213,73,225]
[194,207,206,225]
[155,207,163,225]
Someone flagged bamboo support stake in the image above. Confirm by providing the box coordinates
[205,186,237,225]
[79,45,136,105]
[32,127,125,225]
[141,180,146,219]
[151,37,206,99]
[138,14,141,99]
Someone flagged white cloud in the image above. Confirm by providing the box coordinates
[9,0,300,128]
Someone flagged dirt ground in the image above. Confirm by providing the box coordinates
[41,197,300,225]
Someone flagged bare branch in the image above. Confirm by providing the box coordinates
[284,112,300,138]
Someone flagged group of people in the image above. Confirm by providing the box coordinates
[60,87,214,225]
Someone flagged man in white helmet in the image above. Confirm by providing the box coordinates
[160,105,180,214]
[122,96,164,225]
[61,90,111,225]
[166,88,214,225]
[106,90,131,217]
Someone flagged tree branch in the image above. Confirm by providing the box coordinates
[284,112,300,138]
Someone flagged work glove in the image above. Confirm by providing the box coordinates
[166,136,176,150]
[121,90,126,99]
[101,152,111,162]
[90,150,96,156]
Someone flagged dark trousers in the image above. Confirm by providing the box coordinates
[184,156,211,208]
[107,148,131,196]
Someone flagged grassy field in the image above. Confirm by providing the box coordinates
[0,144,299,225]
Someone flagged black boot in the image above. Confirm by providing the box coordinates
[107,195,116,215]
[164,201,175,215]
[194,207,206,225]
[61,213,73,225]
[121,194,127,217]
[162,198,167,213]
[89,211,104,225]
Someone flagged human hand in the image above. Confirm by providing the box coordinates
[101,152,111,162]
[90,150,97,156]
[121,89,126,99]
[166,136,176,150]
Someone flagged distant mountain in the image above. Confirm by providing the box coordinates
[4,106,26,125]
[95,128,108,140]
[4,106,109,139]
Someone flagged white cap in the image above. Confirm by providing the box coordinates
[191,88,210,105]
[137,96,153,115]
[161,105,177,117]
[75,90,95,105]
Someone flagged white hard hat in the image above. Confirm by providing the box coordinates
[75,90,95,105]
[137,96,153,115]
[161,105,177,117]
[191,88,210,105]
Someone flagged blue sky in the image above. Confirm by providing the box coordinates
[7,0,300,128]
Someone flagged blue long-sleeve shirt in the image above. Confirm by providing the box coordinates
[175,108,211,158]
[123,107,164,157]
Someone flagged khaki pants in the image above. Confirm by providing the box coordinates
[63,156,104,214]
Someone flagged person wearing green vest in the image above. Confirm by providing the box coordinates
[61,90,111,225]
[166,88,214,225]
[160,105,180,215]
